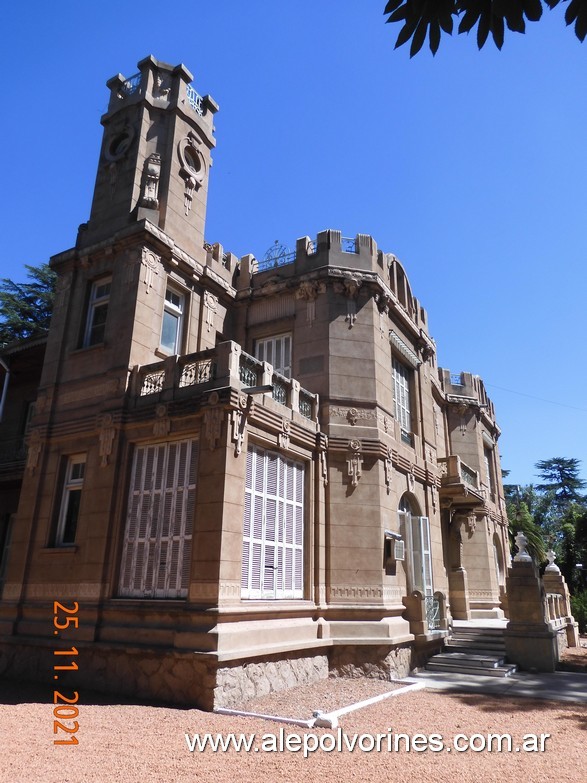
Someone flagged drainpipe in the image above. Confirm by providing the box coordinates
[0,356,9,423]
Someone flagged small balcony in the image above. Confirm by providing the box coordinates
[129,341,319,423]
[438,455,485,504]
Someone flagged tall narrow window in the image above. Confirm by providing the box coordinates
[119,439,198,599]
[84,278,111,347]
[392,357,411,436]
[160,287,184,354]
[484,448,494,496]
[255,334,292,378]
[398,496,433,596]
[56,456,86,546]
[241,445,304,599]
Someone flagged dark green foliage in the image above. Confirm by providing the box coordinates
[507,501,547,564]
[570,590,587,632]
[0,264,56,347]
[384,0,587,56]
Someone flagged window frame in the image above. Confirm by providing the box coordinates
[392,356,412,438]
[83,277,112,347]
[241,445,304,600]
[159,285,185,355]
[55,455,86,546]
[118,438,198,600]
[254,333,292,379]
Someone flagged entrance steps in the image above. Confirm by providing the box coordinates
[426,626,517,678]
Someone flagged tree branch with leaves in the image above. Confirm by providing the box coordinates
[384,0,587,57]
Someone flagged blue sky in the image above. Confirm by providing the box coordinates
[2,1,586,486]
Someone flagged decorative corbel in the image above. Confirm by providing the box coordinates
[204,291,218,333]
[384,446,393,494]
[204,402,224,451]
[231,395,249,456]
[141,248,160,293]
[346,439,363,487]
[278,419,291,450]
[26,429,42,475]
[153,404,171,438]
[407,469,416,494]
[295,280,326,325]
[140,153,161,209]
[98,413,116,467]
[178,132,206,216]
[334,274,362,327]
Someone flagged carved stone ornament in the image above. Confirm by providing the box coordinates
[545,549,561,574]
[154,71,171,98]
[295,280,326,326]
[346,439,363,487]
[279,419,291,450]
[334,274,362,327]
[98,413,116,467]
[407,470,416,494]
[514,531,532,562]
[204,290,218,333]
[104,123,136,163]
[203,407,223,451]
[231,408,246,456]
[178,132,206,216]
[384,446,393,494]
[153,403,171,437]
[26,429,42,475]
[431,482,438,511]
[207,391,220,406]
[140,153,161,209]
[141,248,160,293]
[347,408,358,426]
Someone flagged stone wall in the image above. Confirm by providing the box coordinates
[329,644,413,680]
[215,653,329,709]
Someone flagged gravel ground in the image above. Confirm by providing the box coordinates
[2,675,586,783]
[241,677,405,718]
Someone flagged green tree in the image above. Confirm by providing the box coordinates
[507,500,547,564]
[535,457,586,512]
[384,0,587,57]
[0,264,56,347]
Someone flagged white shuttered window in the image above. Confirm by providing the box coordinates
[241,445,304,599]
[403,513,433,597]
[119,439,198,599]
[255,334,292,378]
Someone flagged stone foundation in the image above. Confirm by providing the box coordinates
[215,653,329,709]
[329,644,413,680]
[0,636,420,709]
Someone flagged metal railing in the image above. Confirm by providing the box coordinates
[140,368,166,396]
[425,595,441,630]
[179,358,216,388]
[460,462,478,488]
[272,372,289,406]
[299,389,313,419]
[257,250,296,273]
[341,237,357,253]
[120,73,141,97]
[0,438,27,465]
[186,84,204,116]
[239,352,262,387]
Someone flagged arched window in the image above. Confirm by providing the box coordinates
[398,494,433,596]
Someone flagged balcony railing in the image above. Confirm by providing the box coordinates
[186,84,204,116]
[0,437,27,466]
[438,455,480,491]
[130,342,319,423]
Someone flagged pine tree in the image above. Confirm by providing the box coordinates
[0,264,56,347]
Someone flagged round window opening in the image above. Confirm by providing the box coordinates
[184,147,201,174]
[108,132,131,159]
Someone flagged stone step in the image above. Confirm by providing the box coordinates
[445,644,507,658]
[450,629,505,640]
[425,661,517,677]
[446,640,506,653]
[431,652,505,668]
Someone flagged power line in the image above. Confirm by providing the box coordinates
[485,383,587,414]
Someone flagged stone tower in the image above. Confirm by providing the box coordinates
[81,55,218,259]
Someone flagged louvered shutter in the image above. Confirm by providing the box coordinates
[241,445,304,600]
[119,439,198,599]
[419,516,433,597]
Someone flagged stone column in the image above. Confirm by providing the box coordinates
[503,559,559,672]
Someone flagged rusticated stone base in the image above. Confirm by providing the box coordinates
[0,636,420,710]
[215,653,329,709]
[329,644,413,680]
[0,638,217,710]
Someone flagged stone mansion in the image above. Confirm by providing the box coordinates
[0,56,511,708]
